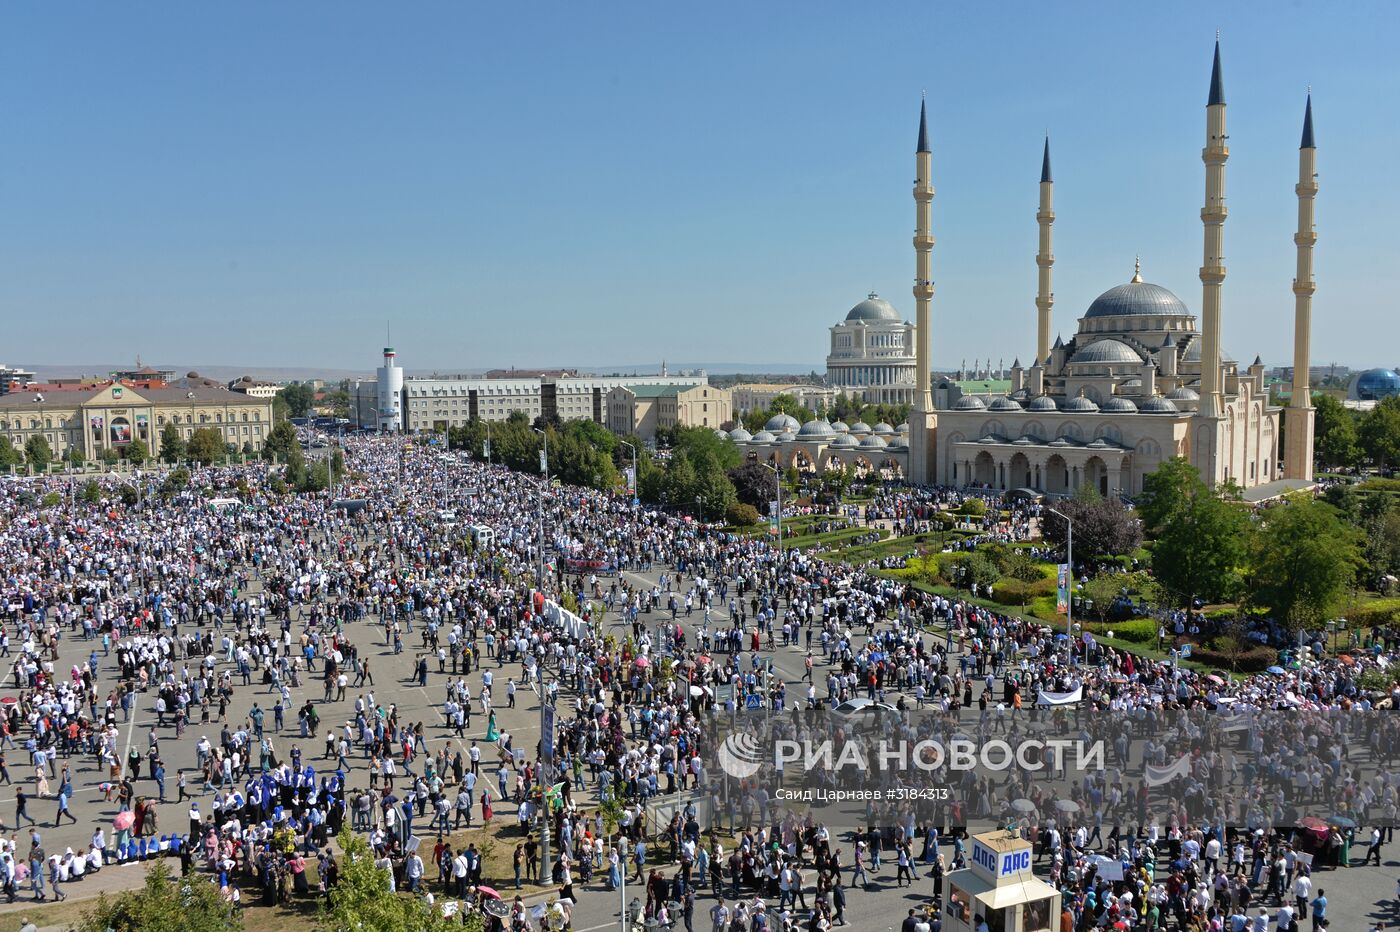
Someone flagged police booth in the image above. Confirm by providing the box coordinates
[943,832,1060,932]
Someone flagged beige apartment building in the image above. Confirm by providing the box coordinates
[730,383,837,417]
[0,381,275,462]
[605,384,732,441]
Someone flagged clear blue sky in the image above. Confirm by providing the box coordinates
[2,1,1397,374]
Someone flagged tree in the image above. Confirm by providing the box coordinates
[187,427,226,465]
[0,436,22,468]
[280,382,316,418]
[1080,572,1127,621]
[1313,394,1360,469]
[1038,494,1143,559]
[1361,494,1400,583]
[949,552,1000,593]
[263,421,299,462]
[1248,496,1363,630]
[728,462,779,510]
[161,467,191,497]
[24,434,52,470]
[321,827,455,932]
[101,447,121,466]
[78,862,240,932]
[670,425,741,471]
[124,439,149,465]
[1141,458,1253,605]
[1360,396,1400,471]
[159,423,186,464]
[67,445,85,467]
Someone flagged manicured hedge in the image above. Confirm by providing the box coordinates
[989,576,1056,606]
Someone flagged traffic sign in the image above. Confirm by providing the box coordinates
[745,693,763,710]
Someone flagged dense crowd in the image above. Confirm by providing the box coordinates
[0,436,1393,932]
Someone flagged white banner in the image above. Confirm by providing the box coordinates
[1144,755,1191,787]
[1036,686,1083,706]
[1089,855,1124,881]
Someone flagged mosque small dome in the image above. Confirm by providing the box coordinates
[776,431,797,442]
[844,293,902,322]
[1061,395,1100,413]
[871,422,895,435]
[895,422,909,433]
[751,430,776,443]
[988,396,1023,412]
[797,419,834,438]
[1165,386,1200,401]
[728,428,753,442]
[764,413,800,432]
[829,420,849,433]
[1101,396,1139,413]
[848,420,873,433]
[858,435,888,450]
[1139,396,1180,414]
[829,433,859,448]
[951,396,986,411]
[1026,395,1059,412]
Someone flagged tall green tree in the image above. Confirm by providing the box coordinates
[1141,458,1252,604]
[1360,493,1400,583]
[159,423,186,463]
[24,434,52,469]
[0,436,22,468]
[262,420,299,462]
[1360,395,1400,471]
[1313,394,1360,469]
[187,427,226,465]
[280,382,316,418]
[1248,496,1363,630]
[124,438,150,465]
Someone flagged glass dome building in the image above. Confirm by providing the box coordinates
[1349,368,1400,402]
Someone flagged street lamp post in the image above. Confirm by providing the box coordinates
[533,427,549,590]
[760,461,782,549]
[617,440,637,511]
[1047,507,1073,648]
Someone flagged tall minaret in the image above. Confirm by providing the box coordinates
[1284,93,1318,481]
[1198,38,1229,420]
[1036,136,1055,367]
[910,97,937,484]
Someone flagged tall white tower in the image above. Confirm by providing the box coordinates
[1035,137,1055,367]
[909,98,938,484]
[1284,94,1318,480]
[376,346,404,432]
[1198,39,1229,420]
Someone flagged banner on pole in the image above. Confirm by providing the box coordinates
[1056,564,1070,614]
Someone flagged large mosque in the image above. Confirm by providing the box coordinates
[914,41,1318,495]
[731,41,1318,496]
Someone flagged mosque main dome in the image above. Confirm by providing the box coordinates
[844,293,902,322]
[1084,280,1190,320]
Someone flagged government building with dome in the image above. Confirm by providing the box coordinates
[825,293,917,405]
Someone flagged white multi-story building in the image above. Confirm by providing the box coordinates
[351,350,709,431]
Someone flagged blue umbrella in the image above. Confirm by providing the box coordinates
[1266,666,1286,675]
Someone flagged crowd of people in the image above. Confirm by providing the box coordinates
[0,435,1393,932]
